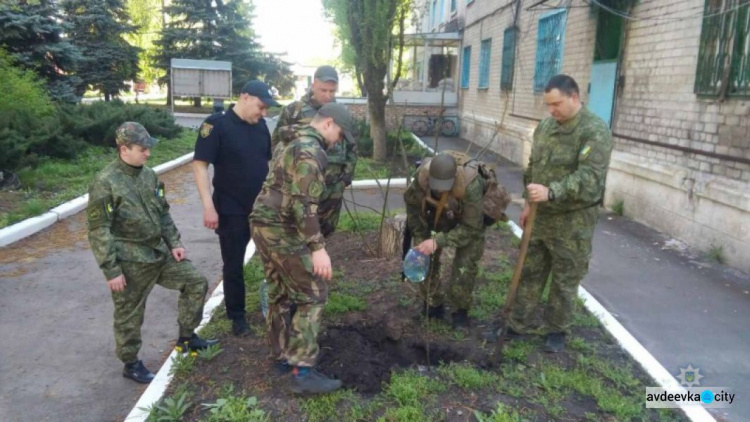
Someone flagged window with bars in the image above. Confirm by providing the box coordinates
[462,46,472,88]
[695,0,750,97]
[501,26,518,91]
[479,39,492,89]
[533,10,567,92]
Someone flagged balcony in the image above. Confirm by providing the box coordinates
[391,32,461,106]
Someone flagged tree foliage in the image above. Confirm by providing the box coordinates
[0,0,83,102]
[323,0,411,161]
[62,0,141,100]
[155,0,293,103]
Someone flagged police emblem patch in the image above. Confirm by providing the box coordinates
[200,123,213,138]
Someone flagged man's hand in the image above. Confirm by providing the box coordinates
[520,203,530,228]
[312,249,332,281]
[526,183,549,203]
[172,248,187,262]
[108,274,127,292]
[203,207,219,230]
[415,238,438,256]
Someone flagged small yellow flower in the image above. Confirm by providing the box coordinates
[190,352,198,357]
[175,346,183,352]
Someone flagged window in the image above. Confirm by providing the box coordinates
[533,10,567,92]
[451,0,457,13]
[440,0,445,23]
[461,46,471,88]
[479,39,492,89]
[501,27,518,91]
[695,0,750,97]
[430,0,437,29]
[468,0,474,4]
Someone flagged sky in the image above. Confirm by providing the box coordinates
[252,0,339,65]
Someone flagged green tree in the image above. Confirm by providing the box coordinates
[0,0,83,103]
[126,0,162,85]
[155,0,293,106]
[63,0,141,101]
[324,0,411,161]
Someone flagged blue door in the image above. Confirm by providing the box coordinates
[588,61,618,126]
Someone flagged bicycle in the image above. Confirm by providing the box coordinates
[404,115,459,137]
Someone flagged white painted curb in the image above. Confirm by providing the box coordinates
[507,220,714,422]
[350,178,407,189]
[125,240,257,421]
[0,153,195,247]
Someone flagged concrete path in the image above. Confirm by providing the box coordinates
[421,136,750,421]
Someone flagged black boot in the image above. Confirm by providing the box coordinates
[451,309,469,329]
[544,332,566,353]
[423,303,445,320]
[273,359,292,376]
[176,333,219,353]
[290,367,342,395]
[123,360,155,384]
[232,318,252,337]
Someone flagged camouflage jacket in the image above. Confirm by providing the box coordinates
[87,158,182,281]
[272,91,357,186]
[251,126,328,252]
[526,107,613,215]
[404,173,485,250]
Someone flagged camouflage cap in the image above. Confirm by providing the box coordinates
[316,103,354,143]
[116,122,158,148]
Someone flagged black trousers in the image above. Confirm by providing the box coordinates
[217,214,251,321]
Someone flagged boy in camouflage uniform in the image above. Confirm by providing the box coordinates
[252,103,355,394]
[87,122,217,384]
[404,152,490,329]
[272,65,357,237]
[508,75,613,353]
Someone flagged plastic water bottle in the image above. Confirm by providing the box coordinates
[403,248,431,283]
[259,280,269,318]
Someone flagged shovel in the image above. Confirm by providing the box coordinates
[492,201,538,363]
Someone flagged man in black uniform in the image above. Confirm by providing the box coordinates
[193,80,279,336]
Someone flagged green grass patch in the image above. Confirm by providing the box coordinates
[299,389,365,422]
[325,292,367,316]
[474,402,523,422]
[381,369,446,420]
[2,129,197,229]
[469,279,508,320]
[336,211,383,233]
[353,157,391,180]
[502,339,535,363]
[437,362,499,390]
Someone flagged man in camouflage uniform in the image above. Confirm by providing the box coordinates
[87,122,217,384]
[404,152,489,329]
[272,65,358,237]
[508,75,613,353]
[251,103,355,394]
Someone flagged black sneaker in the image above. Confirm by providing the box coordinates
[544,332,566,353]
[232,318,252,337]
[451,309,469,329]
[290,368,343,395]
[176,334,219,353]
[123,360,155,384]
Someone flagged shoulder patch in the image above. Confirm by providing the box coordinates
[200,123,213,138]
[579,145,592,161]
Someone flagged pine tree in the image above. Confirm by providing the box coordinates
[0,0,84,103]
[155,0,292,105]
[63,0,141,101]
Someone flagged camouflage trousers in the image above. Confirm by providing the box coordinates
[251,225,329,367]
[318,180,346,238]
[509,209,597,334]
[418,235,485,311]
[112,256,208,363]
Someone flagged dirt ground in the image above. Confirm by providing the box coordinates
[159,221,686,421]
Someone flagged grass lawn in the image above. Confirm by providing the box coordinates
[146,212,686,422]
[0,129,198,229]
